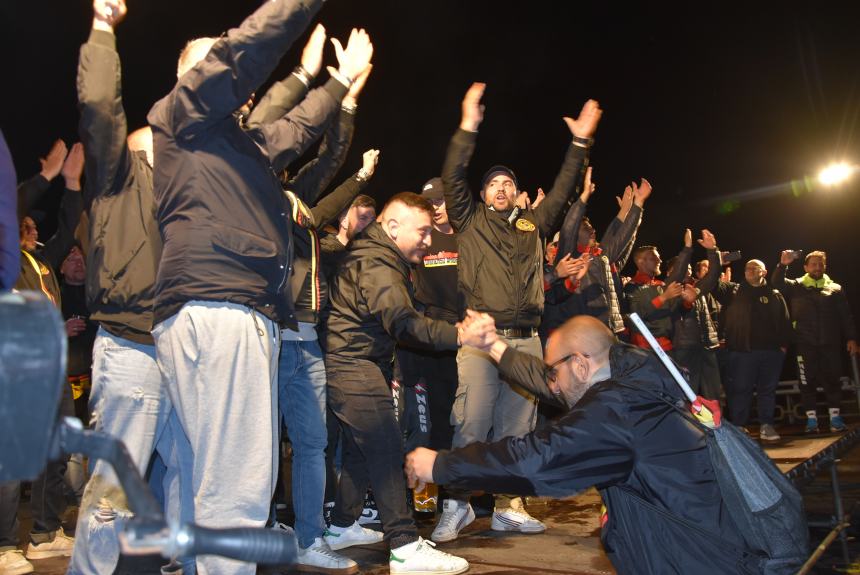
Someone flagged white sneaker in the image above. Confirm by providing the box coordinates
[759,424,781,442]
[323,521,384,551]
[389,537,469,574]
[25,528,75,559]
[296,537,358,574]
[431,499,475,543]
[491,498,546,534]
[0,550,34,575]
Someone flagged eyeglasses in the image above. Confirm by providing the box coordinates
[544,352,589,383]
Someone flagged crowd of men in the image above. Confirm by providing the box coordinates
[0,1,857,574]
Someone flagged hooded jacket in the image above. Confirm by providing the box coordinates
[322,222,458,363]
[433,344,761,574]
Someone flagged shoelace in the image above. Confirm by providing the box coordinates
[438,505,465,530]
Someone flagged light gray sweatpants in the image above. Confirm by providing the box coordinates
[153,301,280,575]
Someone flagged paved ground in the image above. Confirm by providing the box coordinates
[15,423,860,574]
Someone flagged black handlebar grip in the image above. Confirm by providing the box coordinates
[185,526,297,565]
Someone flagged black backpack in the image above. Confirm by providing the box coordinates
[639,385,810,574]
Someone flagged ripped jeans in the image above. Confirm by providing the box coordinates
[67,328,180,575]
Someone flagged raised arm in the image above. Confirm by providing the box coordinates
[253,29,372,174]
[41,144,85,271]
[17,140,67,220]
[78,0,134,208]
[666,229,694,285]
[309,149,378,228]
[288,65,371,202]
[155,0,326,140]
[771,250,800,292]
[532,100,602,235]
[695,229,721,296]
[601,181,647,263]
[441,83,485,231]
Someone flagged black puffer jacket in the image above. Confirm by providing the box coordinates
[322,222,458,363]
[433,344,761,574]
[772,264,857,347]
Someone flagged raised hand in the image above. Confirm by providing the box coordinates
[632,178,652,207]
[301,23,326,78]
[581,166,596,204]
[532,187,546,208]
[93,0,127,31]
[698,229,717,251]
[459,82,485,132]
[562,99,602,140]
[61,142,85,191]
[332,28,373,83]
[779,250,799,266]
[361,149,380,178]
[573,253,592,281]
[39,139,68,181]
[554,253,578,279]
[616,185,634,217]
[342,64,373,108]
[659,281,683,303]
[683,228,692,249]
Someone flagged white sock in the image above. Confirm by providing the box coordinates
[806,410,818,419]
[829,407,841,418]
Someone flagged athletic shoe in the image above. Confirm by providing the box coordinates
[323,521,384,551]
[0,550,34,575]
[358,490,380,525]
[759,424,781,442]
[491,497,546,534]
[830,415,847,432]
[25,528,74,559]
[805,417,819,434]
[389,537,469,575]
[431,499,475,543]
[296,537,358,574]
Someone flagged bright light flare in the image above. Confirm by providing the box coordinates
[818,162,855,187]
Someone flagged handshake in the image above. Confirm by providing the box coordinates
[456,310,498,350]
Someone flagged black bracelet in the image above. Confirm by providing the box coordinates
[293,65,313,86]
[571,135,594,148]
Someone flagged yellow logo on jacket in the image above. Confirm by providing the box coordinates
[515,219,536,232]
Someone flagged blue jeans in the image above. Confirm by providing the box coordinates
[278,338,328,549]
[68,327,179,575]
[726,349,785,426]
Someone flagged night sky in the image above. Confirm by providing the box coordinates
[2,1,859,336]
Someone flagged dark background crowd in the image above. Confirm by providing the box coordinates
[2,1,859,334]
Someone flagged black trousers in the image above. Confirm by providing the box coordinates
[396,346,459,452]
[798,343,845,414]
[326,355,417,549]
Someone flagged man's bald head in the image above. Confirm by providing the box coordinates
[127,126,153,167]
[380,192,434,264]
[545,315,616,408]
[177,37,218,78]
[547,315,615,364]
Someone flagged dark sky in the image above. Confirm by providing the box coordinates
[2,1,859,333]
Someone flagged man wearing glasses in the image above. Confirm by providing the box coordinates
[406,315,760,574]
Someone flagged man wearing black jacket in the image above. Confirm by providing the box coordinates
[245,28,377,571]
[715,259,792,442]
[147,2,372,573]
[773,250,858,433]
[435,82,600,542]
[320,193,493,574]
[406,315,761,575]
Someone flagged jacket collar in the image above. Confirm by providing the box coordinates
[631,271,663,286]
[799,273,838,290]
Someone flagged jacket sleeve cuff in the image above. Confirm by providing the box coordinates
[651,296,663,309]
[564,278,580,293]
[496,346,520,379]
[441,323,460,350]
[88,28,116,49]
[454,128,479,144]
[322,77,349,103]
[432,451,453,485]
